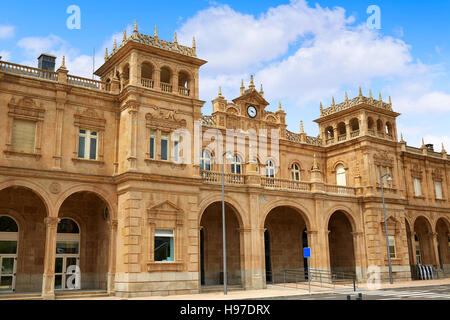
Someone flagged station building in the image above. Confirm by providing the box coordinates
[0,23,449,298]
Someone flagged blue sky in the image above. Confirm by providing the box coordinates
[1,0,450,149]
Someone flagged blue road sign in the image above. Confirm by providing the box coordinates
[303,247,311,258]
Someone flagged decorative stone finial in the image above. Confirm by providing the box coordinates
[105,48,108,61]
[300,120,304,133]
[359,87,363,97]
[249,75,255,89]
[218,86,222,97]
[278,101,282,111]
[123,29,127,42]
[114,39,117,51]
[240,79,244,95]
[400,133,405,143]
[442,143,446,154]
[174,32,178,43]
[134,20,138,33]
[421,138,425,148]
[345,91,348,101]
[320,102,323,114]
[192,36,196,48]
[154,25,158,38]
[389,96,392,105]
[260,84,264,97]
[369,89,373,99]
[332,96,335,106]
[379,92,382,101]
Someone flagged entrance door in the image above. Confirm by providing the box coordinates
[55,255,79,290]
[0,216,19,292]
[55,219,81,290]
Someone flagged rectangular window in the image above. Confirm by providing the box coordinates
[78,129,98,160]
[161,133,169,161]
[154,229,174,262]
[388,235,396,258]
[414,178,422,197]
[435,181,443,199]
[149,130,156,159]
[12,119,36,153]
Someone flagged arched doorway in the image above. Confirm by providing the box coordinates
[200,202,242,287]
[436,218,450,273]
[414,216,434,265]
[0,216,19,292]
[58,191,111,291]
[55,219,80,290]
[405,219,415,266]
[264,206,308,283]
[328,211,356,275]
[0,186,47,293]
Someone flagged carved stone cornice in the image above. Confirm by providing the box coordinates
[74,107,106,131]
[8,96,45,121]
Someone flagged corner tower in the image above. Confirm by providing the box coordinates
[314,89,400,145]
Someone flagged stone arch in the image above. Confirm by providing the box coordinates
[199,197,246,287]
[324,205,359,233]
[0,179,52,216]
[327,209,357,275]
[55,184,117,221]
[160,65,174,84]
[414,215,435,265]
[260,199,313,231]
[198,194,247,229]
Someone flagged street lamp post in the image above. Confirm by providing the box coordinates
[380,173,394,284]
[221,151,234,295]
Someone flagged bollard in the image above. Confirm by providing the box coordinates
[357,293,363,300]
[347,295,351,300]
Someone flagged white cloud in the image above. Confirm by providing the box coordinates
[177,0,441,111]
[0,50,11,61]
[0,25,15,39]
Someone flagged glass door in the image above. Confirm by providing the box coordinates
[0,255,17,292]
[55,255,79,290]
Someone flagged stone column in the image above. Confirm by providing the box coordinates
[172,72,179,94]
[129,51,139,86]
[41,216,60,299]
[107,219,118,295]
[410,232,418,265]
[345,122,351,140]
[431,232,440,266]
[154,68,161,91]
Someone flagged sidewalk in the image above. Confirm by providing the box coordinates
[72,278,450,300]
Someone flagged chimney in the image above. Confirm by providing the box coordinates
[38,53,57,72]
[425,144,434,152]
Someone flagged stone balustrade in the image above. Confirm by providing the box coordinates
[141,77,154,89]
[0,60,58,81]
[178,86,190,96]
[201,170,357,196]
[160,82,172,93]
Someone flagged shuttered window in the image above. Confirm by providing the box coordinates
[336,165,346,186]
[12,119,36,153]
[435,181,443,199]
[414,178,422,197]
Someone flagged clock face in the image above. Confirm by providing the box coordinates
[247,105,258,118]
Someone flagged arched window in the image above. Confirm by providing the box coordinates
[0,216,18,233]
[350,118,359,137]
[265,160,275,178]
[178,71,190,96]
[231,156,242,175]
[141,63,154,88]
[367,117,375,135]
[200,150,211,171]
[57,219,80,234]
[291,163,301,181]
[336,164,346,186]
[337,122,346,141]
[160,67,172,92]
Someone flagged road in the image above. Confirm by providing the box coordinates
[261,285,450,300]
